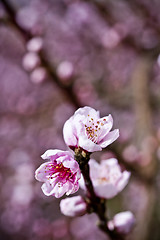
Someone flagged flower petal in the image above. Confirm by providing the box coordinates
[63,116,78,148]
[99,129,119,148]
[97,115,113,142]
[75,106,100,119]
[89,159,101,179]
[78,134,102,152]
[94,183,118,199]
[35,162,50,182]
[41,149,70,160]
[116,171,131,192]
[41,181,56,196]
[63,159,79,173]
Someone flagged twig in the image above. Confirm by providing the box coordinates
[74,148,125,240]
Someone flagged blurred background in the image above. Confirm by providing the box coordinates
[0,0,160,239]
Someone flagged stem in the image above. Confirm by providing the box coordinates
[74,148,125,240]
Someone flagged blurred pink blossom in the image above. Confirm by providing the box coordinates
[22,52,40,72]
[35,150,81,198]
[60,195,87,217]
[80,158,130,199]
[27,37,43,52]
[63,106,119,152]
[16,6,39,31]
[56,61,74,82]
[101,28,120,49]
[108,211,135,235]
[30,67,47,84]
[73,79,97,105]
[122,145,139,163]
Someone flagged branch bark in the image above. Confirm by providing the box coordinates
[74,148,125,240]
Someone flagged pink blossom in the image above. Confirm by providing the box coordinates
[57,61,74,81]
[22,52,40,72]
[63,106,119,152]
[79,158,130,199]
[60,196,87,217]
[35,150,81,198]
[108,211,135,235]
[27,37,43,52]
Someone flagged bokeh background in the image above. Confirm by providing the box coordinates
[0,0,160,239]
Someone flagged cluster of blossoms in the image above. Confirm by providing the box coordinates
[35,106,135,236]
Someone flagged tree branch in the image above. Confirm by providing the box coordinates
[1,0,81,109]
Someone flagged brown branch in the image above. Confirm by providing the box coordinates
[74,148,125,240]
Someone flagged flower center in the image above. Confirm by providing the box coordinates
[85,116,106,143]
[46,162,75,186]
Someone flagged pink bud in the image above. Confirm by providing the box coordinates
[108,211,135,235]
[27,37,43,52]
[57,61,73,81]
[60,196,87,217]
[22,52,40,72]
[30,67,47,84]
[101,29,120,49]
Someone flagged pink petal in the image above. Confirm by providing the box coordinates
[78,134,102,152]
[60,196,87,217]
[63,116,78,147]
[35,162,50,182]
[41,181,56,196]
[75,106,100,119]
[89,159,101,179]
[79,175,85,190]
[41,149,65,160]
[116,171,131,192]
[97,115,113,142]
[54,184,69,198]
[99,129,119,148]
[63,159,79,172]
[94,183,118,199]
[101,158,118,168]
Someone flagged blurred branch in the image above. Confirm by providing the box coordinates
[0,0,31,40]
[75,148,125,240]
[1,0,82,109]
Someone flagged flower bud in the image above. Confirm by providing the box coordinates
[108,211,135,235]
[60,196,87,217]
[22,52,40,72]
[57,61,73,81]
[30,67,47,84]
[27,37,43,52]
